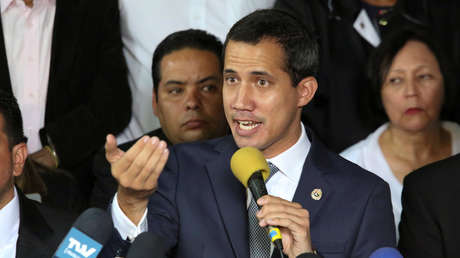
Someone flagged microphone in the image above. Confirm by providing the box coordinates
[231,147,284,252]
[126,232,167,258]
[53,208,113,258]
[369,247,403,258]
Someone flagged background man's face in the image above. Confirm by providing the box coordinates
[153,48,228,144]
[0,115,26,209]
[223,39,303,158]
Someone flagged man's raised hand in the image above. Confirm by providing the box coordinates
[105,134,169,224]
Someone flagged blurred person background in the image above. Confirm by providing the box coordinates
[341,26,459,240]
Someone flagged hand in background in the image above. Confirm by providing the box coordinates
[29,148,56,168]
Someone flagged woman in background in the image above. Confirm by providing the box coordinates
[341,26,459,240]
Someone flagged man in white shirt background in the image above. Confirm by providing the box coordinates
[0,0,132,206]
[0,90,74,258]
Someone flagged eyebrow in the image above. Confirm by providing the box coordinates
[198,76,218,84]
[164,80,185,86]
[251,71,269,76]
[223,69,271,77]
[223,69,236,74]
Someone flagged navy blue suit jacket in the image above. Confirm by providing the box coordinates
[104,129,395,257]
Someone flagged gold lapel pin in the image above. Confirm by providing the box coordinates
[311,188,322,200]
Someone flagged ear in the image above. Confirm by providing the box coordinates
[296,76,318,107]
[12,143,27,177]
[152,90,159,117]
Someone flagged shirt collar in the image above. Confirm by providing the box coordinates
[267,123,310,182]
[0,187,20,245]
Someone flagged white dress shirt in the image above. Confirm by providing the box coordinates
[341,121,460,241]
[1,0,56,153]
[112,123,311,241]
[116,0,276,143]
[265,123,310,202]
[0,187,20,258]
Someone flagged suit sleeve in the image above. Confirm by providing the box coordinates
[90,146,118,209]
[100,146,180,257]
[398,176,442,258]
[351,180,396,256]
[41,0,131,168]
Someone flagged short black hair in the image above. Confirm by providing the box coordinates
[367,26,456,123]
[151,29,223,97]
[224,9,319,87]
[0,90,27,149]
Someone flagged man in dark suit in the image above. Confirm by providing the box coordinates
[398,154,460,258]
[0,90,75,258]
[101,10,395,258]
[0,0,131,202]
[90,29,229,209]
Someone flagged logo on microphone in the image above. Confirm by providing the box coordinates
[54,228,102,258]
[269,227,282,242]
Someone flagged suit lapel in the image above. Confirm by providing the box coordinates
[16,191,54,258]
[0,16,12,93]
[293,129,331,224]
[47,0,80,112]
[206,137,249,258]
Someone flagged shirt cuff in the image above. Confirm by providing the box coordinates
[111,193,148,241]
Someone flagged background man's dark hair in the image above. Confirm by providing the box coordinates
[151,29,223,98]
[224,9,319,87]
[367,25,456,125]
[0,89,26,149]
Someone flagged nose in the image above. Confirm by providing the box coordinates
[231,82,254,111]
[185,87,201,110]
[404,78,418,98]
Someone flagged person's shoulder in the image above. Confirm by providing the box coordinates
[36,204,76,230]
[340,138,367,164]
[330,150,387,188]
[312,133,388,190]
[20,195,76,247]
[171,135,234,160]
[404,153,460,189]
[340,124,387,167]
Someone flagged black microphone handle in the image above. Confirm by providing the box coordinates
[247,171,284,255]
[247,171,268,203]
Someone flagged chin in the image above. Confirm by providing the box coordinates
[399,121,434,133]
[233,136,265,150]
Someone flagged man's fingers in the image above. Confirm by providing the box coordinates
[257,197,306,219]
[257,195,302,209]
[114,136,152,177]
[119,137,159,186]
[105,134,118,157]
[105,134,126,164]
[259,211,309,229]
[144,143,169,189]
[133,140,168,188]
[256,197,313,255]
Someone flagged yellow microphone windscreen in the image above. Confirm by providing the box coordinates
[230,147,270,188]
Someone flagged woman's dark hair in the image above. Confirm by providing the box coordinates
[367,26,456,124]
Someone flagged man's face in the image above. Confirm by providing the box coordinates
[153,48,227,144]
[223,39,315,158]
[0,115,26,209]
